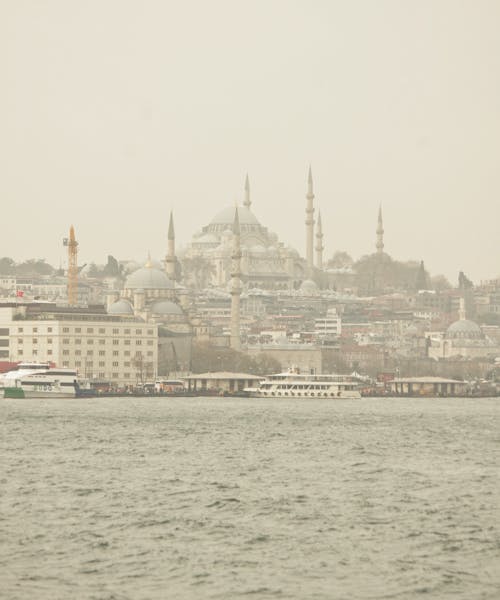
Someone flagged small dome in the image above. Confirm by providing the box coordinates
[125,264,173,290]
[447,319,482,338]
[210,206,260,226]
[108,299,134,315]
[300,279,318,292]
[150,300,183,316]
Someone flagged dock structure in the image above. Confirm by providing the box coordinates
[184,372,263,395]
[388,377,468,397]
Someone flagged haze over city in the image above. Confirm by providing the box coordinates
[2,0,499,280]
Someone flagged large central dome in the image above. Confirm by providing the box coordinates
[209,206,260,226]
[125,263,174,290]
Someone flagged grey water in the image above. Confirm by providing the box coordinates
[1,397,499,600]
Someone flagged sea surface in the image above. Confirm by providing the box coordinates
[1,397,499,600]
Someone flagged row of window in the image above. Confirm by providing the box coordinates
[17,338,155,346]
[60,366,144,379]
[17,326,155,335]
[61,350,154,357]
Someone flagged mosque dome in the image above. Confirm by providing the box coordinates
[125,262,174,290]
[446,319,483,339]
[300,279,319,293]
[209,206,260,227]
[150,300,184,316]
[108,299,134,315]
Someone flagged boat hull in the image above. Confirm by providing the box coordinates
[3,387,76,399]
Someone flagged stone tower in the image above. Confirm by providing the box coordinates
[305,166,315,271]
[165,211,176,281]
[230,208,242,351]
[376,205,384,255]
[315,210,324,270]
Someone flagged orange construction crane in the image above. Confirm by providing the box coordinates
[63,225,78,306]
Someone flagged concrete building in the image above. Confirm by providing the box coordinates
[0,302,158,387]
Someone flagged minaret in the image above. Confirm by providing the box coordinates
[243,174,251,209]
[305,166,315,270]
[165,211,176,281]
[376,205,384,255]
[458,297,466,321]
[230,208,242,351]
[315,210,324,270]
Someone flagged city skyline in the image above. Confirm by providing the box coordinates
[2,1,500,281]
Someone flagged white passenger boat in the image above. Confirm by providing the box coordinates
[1,362,80,398]
[245,370,361,399]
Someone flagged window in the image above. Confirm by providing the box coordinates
[75,327,81,333]
[147,329,154,335]
[63,350,69,356]
[147,340,154,346]
[99,339,105,345]
[47,338,52,344]
[99,361,105,367]
[63,361,69,367]
[18,338,23,344]
[63,338,69,344]
[47,327,52,333]
[124,373,130,378]
[18,349,23,355]
[124,328,130,334]
[32,338,38,344]
[99,372,105,378]
[75,339,81,344]
[112,328,119,334]
[124,362,130,367]
[124,340,130,345]
[112,361,119,367]
[33,327,38,333]
[112,350,118,356]
[47,350,52,355]
[147,351,153,356]
[87,328,94,333]
[86,361,93,367]
[113,339,119,345]
[33,350,37,355]
[112,373,118,378]
[99,350,105,356]
[75,350,81,356]
[136,340,142,345]
[87,339,94,345]
[99,328,105,334]
[18,327,23,333]
[124,351,130,356]
[63,327,69,333]
[135,329,142,335]
[75,361,81,367]
[87,350,93,356]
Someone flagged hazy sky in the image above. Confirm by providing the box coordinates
[2,0,499,282]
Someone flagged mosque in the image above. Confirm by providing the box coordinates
[107,168,387,355]
[428,299,500,359]
[182,171,324,290]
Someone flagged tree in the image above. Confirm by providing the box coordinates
[0,257,16,275]
[431,274,451,291]
[327,251,354,269]
[16,259,55,276]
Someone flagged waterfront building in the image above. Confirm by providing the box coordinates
[0,302,158,387]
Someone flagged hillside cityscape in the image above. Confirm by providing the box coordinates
[1,171,499,396]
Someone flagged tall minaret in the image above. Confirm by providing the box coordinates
[230,208,242,351]
[376,205,384,255]
[315,210,324,270]
[243,174,251,209]
[305,166,315,270]
[165,210,176,281]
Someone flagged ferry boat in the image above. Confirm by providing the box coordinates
[1,362,80,398]
[245,370,361,399]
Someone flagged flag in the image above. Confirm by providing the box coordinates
[16,290,24,298]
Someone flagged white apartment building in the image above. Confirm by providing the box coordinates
[0,303,158,387]
[314,308,342,338]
